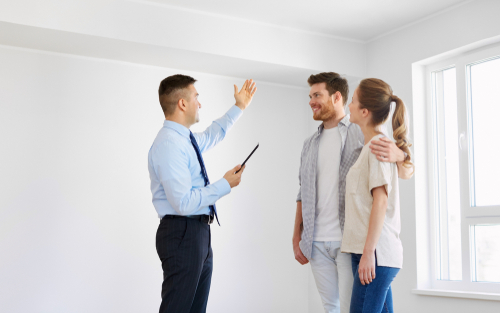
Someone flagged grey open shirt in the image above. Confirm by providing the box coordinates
[296,115,364,260]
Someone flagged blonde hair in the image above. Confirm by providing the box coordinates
[357,78,413,169]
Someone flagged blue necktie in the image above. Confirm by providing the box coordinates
[189,131,220,226]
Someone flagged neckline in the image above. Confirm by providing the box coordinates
[364,133,385,146]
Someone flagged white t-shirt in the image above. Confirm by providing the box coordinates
[341,134,403,268]
[313,126,343,241]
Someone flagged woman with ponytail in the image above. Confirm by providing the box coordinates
[341,78,413,313]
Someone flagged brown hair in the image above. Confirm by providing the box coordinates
[357,78,413,169]
[158,74,197,115]
[307,72,349,105]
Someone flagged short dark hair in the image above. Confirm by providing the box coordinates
[158,74,197,115]
[307,72,349,105]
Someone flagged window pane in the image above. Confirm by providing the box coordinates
[468,57,500,206]
[472,224,500,283]
[432,68,462,281]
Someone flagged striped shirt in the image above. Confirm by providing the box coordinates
[296,115,364,260]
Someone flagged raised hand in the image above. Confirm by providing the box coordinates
[234,79,257,111]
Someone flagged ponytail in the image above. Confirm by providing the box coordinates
[391,95,413,169]
[358,78,414,171]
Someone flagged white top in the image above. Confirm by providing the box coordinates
[313,126,343,241]
[341,134,403,268]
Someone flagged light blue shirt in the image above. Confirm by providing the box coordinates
[148,106,243,218]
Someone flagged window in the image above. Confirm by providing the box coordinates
[467,57,500,207]
[424,43,500,295]
[431,67,462,281]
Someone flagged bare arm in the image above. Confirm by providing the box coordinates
[370,137,413,179]
[358,186,388,285]
[292,201,308,265]
[396,161,414,180]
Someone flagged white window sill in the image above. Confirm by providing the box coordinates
[412,289,500,301]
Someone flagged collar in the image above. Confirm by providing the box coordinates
[339,114,351,128]
[163,120,190,139]
[316,114,352,135]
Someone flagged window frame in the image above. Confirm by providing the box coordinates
[423,42,500,295]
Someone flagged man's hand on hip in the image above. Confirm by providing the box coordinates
[234,79,257,111]
[223,164,245,188]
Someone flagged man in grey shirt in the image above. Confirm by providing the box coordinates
[292,72,413,313]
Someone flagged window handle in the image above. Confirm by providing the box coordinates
[459,133,466,151]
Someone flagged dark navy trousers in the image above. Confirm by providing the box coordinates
[156,216,213,313]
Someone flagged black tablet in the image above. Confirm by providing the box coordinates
[236,143,259,173]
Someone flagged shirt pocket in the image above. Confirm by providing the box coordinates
[346,168,362,195]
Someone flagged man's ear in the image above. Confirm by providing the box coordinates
[332,91,342,105]
[178,98,187,112]
[336,91,342,104]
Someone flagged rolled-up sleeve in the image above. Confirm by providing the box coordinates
[296,138,309,203]
[368,152,392,195]
[296,152,302,202]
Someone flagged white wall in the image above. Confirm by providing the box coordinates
[6,0,500,312]
[0,45,312,312]
[366,0,500,312]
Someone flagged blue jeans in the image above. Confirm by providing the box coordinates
[350,254,399,313]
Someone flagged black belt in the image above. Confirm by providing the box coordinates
[162,214,213,225]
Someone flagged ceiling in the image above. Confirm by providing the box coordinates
[145,0,473,42]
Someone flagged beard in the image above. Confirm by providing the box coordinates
[313,105,336,122]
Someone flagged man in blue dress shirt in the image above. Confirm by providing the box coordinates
[148,74,257,313]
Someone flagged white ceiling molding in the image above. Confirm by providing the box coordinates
[0,21,360,88]
[0,0,367,79]
[0,0,479,84]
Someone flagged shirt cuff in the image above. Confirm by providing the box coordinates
[212,178,232,198]
[226,105,243,122]
[296,188,301,202]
